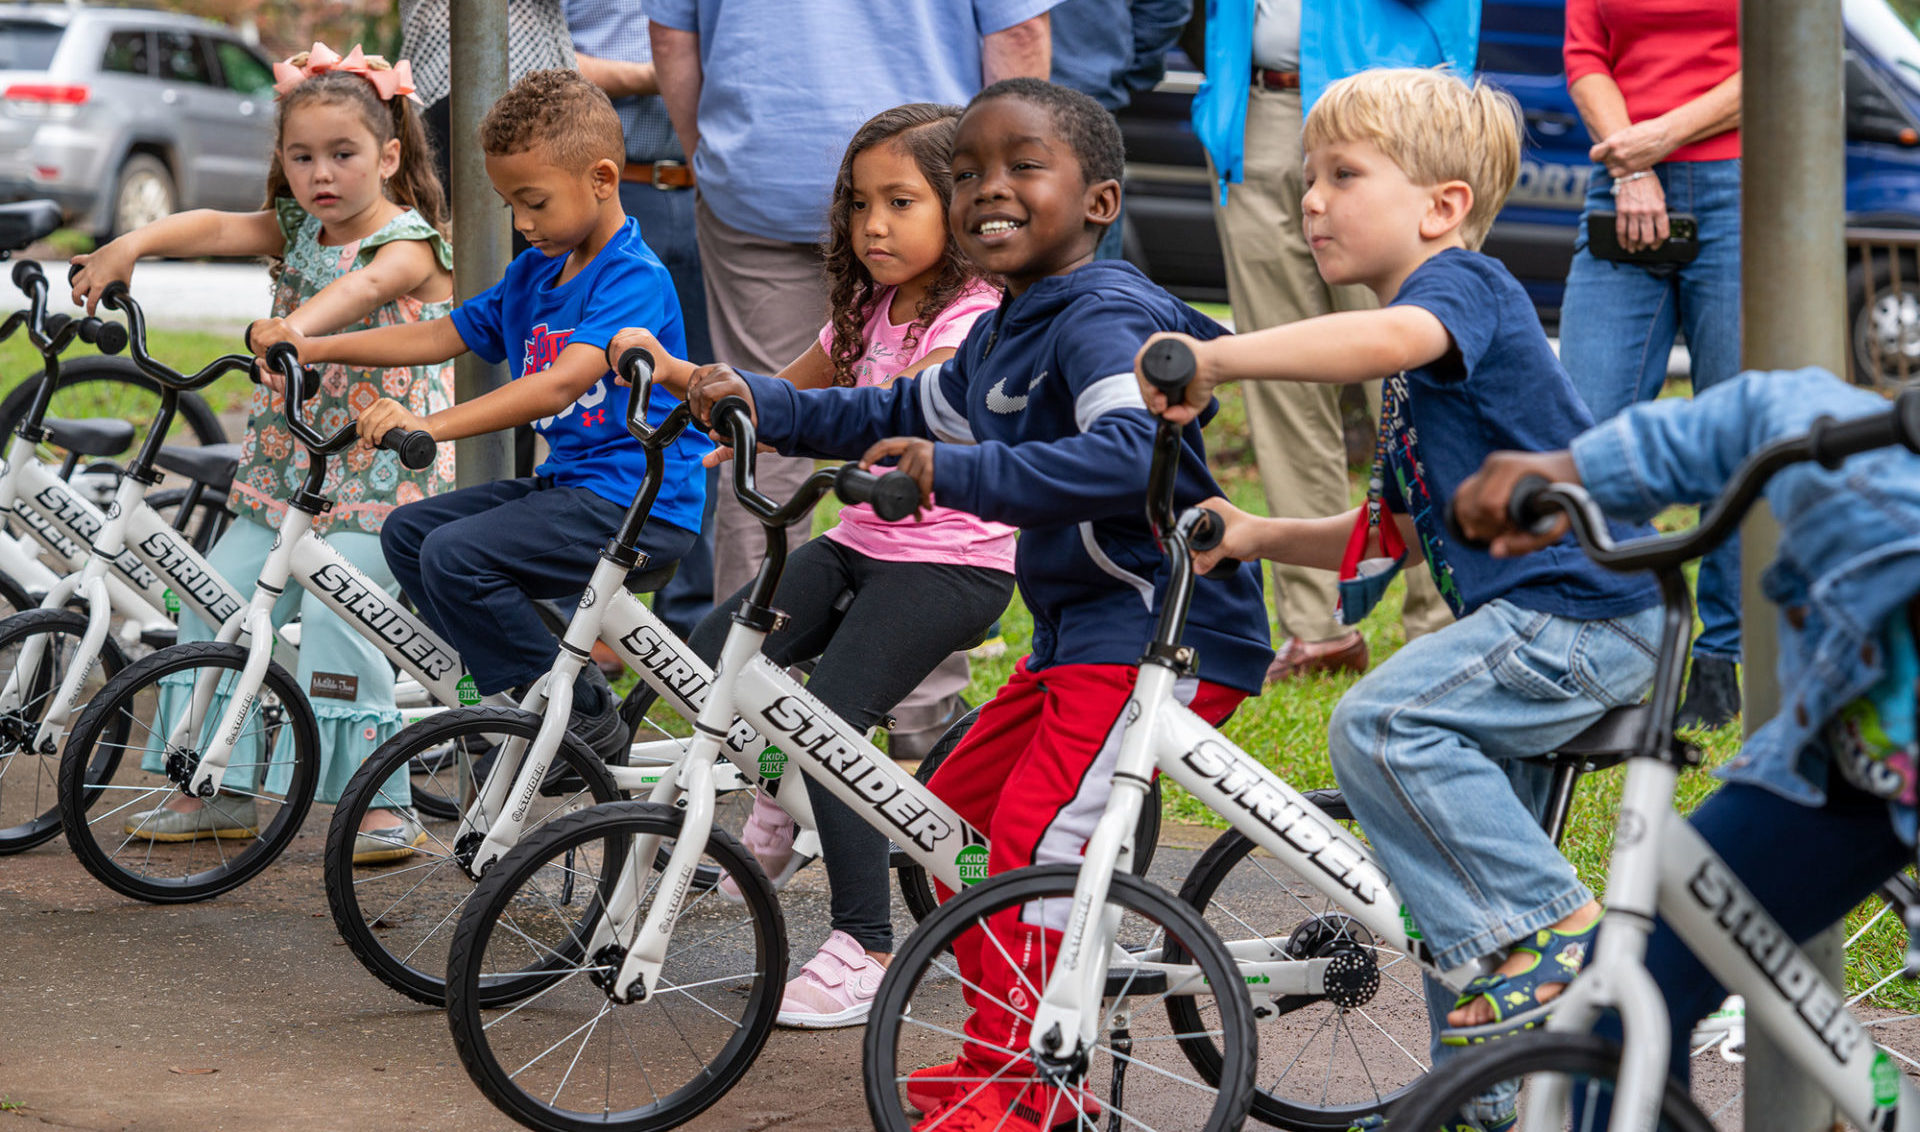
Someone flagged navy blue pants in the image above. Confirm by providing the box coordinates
[382,476,695,694]
[1598,775,1908,1085]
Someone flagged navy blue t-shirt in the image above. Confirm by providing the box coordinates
[1383,248,1658,620]
[450,217,710,531]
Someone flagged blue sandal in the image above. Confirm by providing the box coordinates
[1439,914,1603,1047]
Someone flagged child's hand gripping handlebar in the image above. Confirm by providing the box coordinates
[260,342,436,469]
[704,394,923,524]
[0,262,128,359]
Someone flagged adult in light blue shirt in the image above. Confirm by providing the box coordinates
[649,0,1061,244]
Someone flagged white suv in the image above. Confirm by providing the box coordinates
[0,5,276,239]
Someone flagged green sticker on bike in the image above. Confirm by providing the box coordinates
[956,844,989,886]
[456,674,480,706]
[759,745,786,779]
[162,588,179,616]
[1399,903,1423,941]
[1873,1048,1898,1107]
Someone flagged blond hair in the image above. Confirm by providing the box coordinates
[1303,67,1521,250]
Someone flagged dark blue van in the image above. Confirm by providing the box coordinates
[1116,0,1920,387]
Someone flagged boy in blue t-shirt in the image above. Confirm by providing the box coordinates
[252,70,709,758]
[1142,67,1664,1072]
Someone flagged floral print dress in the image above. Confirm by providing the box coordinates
[229,199,456,535]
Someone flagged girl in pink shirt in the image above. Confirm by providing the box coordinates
[610,103,1013,1029]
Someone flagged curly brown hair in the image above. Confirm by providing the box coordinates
[479,68,624,172]
[823,104,992,388]
[263,64,446,235]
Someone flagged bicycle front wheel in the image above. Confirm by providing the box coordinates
[1383,1031,1714,1132]
[57,641,319,901]
[865,864,1256,1132]
[0,609,128,852]
[445,799,787,1132]
[324,706,624,1006]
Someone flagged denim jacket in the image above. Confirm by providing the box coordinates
[1570,368,1920,842]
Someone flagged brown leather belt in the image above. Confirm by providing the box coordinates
[1254,67,1301,91]
[621,160,694,190]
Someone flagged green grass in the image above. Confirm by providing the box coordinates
[0,329,256,417]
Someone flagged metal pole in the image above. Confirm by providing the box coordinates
[1741,1,1846,1128]
[449,0,513,487]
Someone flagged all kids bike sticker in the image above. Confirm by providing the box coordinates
[759,745,786,779]
[456,674,480,706]
[956,844,989,886]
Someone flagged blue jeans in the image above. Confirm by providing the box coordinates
[1559,159,1743,661]
[1329,598,1662,1076]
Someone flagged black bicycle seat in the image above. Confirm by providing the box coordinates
[1536,702,1657,768]
[0,201,60,253]
[623,560,679,594]
[154,442,242,493]
[43,417,135,458]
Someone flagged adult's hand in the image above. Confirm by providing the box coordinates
[1613,174,1669,253]
[1590,117,1678,179]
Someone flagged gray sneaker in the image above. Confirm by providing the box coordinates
[352,808,426,866]
[123,795,258,842]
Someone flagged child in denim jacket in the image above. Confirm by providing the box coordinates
[1454,365,1920,1087]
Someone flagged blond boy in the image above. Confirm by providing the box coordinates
[1138,68,1665,1070]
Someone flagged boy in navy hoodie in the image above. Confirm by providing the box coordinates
[684,79,1272,1130]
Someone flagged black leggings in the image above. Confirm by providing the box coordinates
[688,537,1014,953]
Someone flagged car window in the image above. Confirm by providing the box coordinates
[156,30,211,85]
[212,39,273,96]
[100,28,150,75]
[0,21,65,71]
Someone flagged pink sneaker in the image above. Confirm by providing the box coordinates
[719,788,802,902]
[777,930,886,1029]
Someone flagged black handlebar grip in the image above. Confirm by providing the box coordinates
[1187,508,1244,580]
[265,341,299,374]
[12,260,42,291]
[42,312,70,341]
[835,465,922,522]
[1509,473,1555,531]
[92,320,127,356]
[617,346,655,385]
[379,428,438,470]
[1139,336,1197,398]
[98,279,130,309]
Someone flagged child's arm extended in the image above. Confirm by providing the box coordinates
[356,341,609,447]
[70,209,284,313]
[606,327,954,397]
[249,315,467,371]
[1135,307,1453,423]
[1188,499,1427,575]
[276,240,447,337]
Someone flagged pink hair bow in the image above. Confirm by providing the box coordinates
[272,42,418,102]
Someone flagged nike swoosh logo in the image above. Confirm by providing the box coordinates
[985,370,1046,414]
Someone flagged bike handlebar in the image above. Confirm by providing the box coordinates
[96,277,252,391]
[1458,385,1920,576]
[707,394,923,526]
[261,342,436,468]
[1139,337,1197,401]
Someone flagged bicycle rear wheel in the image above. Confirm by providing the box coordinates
[0,609,128,852]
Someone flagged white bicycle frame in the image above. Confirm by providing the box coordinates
[1013,657,1491,1061]
[1532,753,1920,1132]
[0,431,167,621]
[581,568,986,1004]
[1,459,246,757]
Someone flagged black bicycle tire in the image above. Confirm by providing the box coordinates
[0,571,34,621]
[57,640,319,902]
[324,705,624,1006]
[864,863,1257,1132]
[896,705,1164,923]
[445,799,788,1132]
[1382,1030,1714,1132]
[0,608,129,853]
[0,356,227,460]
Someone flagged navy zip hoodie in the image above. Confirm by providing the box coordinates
[740,260,1274,695]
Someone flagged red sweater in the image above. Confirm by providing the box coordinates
[1564,0,1741,163]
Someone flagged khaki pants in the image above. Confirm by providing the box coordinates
[695,197,824,601]
[1212,86,1449,643]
